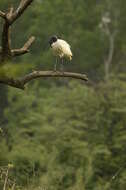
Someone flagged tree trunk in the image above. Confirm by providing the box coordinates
[104,34,115,81]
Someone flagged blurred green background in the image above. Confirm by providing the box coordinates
[0,0,126,189]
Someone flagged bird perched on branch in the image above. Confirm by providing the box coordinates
[49,35,73,71]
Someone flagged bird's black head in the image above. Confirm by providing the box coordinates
[49,35,58,47]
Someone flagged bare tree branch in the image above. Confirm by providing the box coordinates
[0,7,15,61]
[0,11,6,19]
[104,33,115,81]
[7,6,14,19]
[0,1,35,62]
[0,71,88,90]
[11,36,35,56]
[22,36,35,50]
[1,21,11,61]
[9,0,34,24]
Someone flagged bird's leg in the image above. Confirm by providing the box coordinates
[61,58,64,73]
[54,57,58,71]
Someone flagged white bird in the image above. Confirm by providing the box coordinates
[49,35,73,71]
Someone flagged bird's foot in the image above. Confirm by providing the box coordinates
[52,68,58,73]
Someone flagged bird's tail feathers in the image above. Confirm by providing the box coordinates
[69,55,73,61]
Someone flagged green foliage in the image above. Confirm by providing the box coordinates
[0,77,125,189]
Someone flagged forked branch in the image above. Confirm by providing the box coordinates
[9,0,34,24]
[11,36,35,56]
[0,0,35,62]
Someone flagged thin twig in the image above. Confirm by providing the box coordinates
[0,11,6,19]
[11,36,35,56]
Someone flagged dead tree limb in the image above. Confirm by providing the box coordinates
[0,11,6,19]
[0,71,88,90]
[1,8,13,60]
[9,0,34,24]
[11,36,35,56]
[0,0,34,62]
[104,33,115,81]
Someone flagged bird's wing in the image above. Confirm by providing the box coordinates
[52,39,72,59]
[58,39,71,48]
[57,39,73,58]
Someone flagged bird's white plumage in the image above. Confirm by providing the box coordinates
[51,39,72,60]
